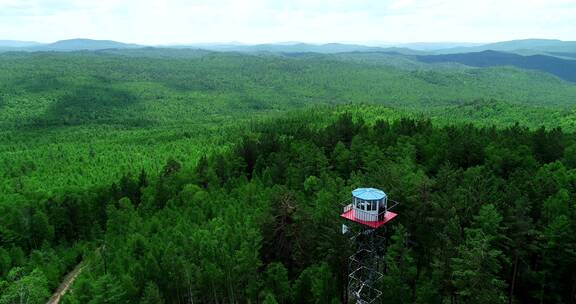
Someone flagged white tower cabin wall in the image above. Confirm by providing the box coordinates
[351,188,388,222]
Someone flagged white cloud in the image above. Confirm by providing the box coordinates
[0,0,573,44]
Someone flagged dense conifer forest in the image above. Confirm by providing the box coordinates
[0,50,575,303]
[2,113,576,303]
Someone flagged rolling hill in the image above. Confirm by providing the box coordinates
[1,44,575,304]
[0,38,142,52]
[415,50,576,82]
[436,39,576,55]
[2,38,575,58]
[35,38,141,51]
[171,42,428,54]
[0,47,575,198]
[1,50,576,129]
[0,40,42,48]
[169,39,576,56]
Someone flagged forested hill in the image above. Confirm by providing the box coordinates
[2,113,575,303]
[1,49,576,303]
[36,39,141,51]
[435,39,576,55]
[1,50,576,129]
[3,38,575,55]
[416,50,576,82]
[1,50,576,200]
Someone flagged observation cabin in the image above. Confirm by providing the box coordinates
[341,187,398,229]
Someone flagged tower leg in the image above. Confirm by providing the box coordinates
[347,227,385,304]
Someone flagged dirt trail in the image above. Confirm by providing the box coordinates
[46,262,84,304]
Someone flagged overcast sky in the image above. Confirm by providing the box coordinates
[0,0,574,45]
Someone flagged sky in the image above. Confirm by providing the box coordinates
[0,0,574,45]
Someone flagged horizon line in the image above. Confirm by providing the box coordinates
[2,37,574,46]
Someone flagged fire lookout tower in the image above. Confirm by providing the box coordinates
[340,188,399,304]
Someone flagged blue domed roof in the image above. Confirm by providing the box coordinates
[352,188,387,200]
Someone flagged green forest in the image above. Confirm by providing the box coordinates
[0,49,575,303]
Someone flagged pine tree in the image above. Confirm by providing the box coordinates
[451,204,507,304]
[263,262,291,304]
[30,210,55,248]
[381,224,417,304]
[331,141,351,178]
[293,263,339,304]
[0,268,50,304]
[140,281,165,304]
[262,292,279,304]
[90,274,126,304]
[537,215,576,303]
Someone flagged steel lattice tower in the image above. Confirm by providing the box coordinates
[340,188,399,304]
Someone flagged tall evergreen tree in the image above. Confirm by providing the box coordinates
[451,204,507,304]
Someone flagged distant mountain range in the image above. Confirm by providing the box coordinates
[167,42,431,54]
[0,38,141,51]
[0,40,42,48]
[435,39,576,55]
[393,42,483,51]
[1,38,575,56]
[1,38,575,83]
[415,50,576,82]
[36,39,141,51]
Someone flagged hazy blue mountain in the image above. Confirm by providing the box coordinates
[358,47,429,55]
[174,42,428,54]
[0,40,42,48]
[436,39,576,55]
[151,39,576,55]
[96,47,213,58]
[416,50,576,82]
[394,42,482,51]
[548,52,576,60]
[34,38,141,51]
[480,39,576,52]
[3,38,576,59]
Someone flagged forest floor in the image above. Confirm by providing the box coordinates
[46,262,85,304]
